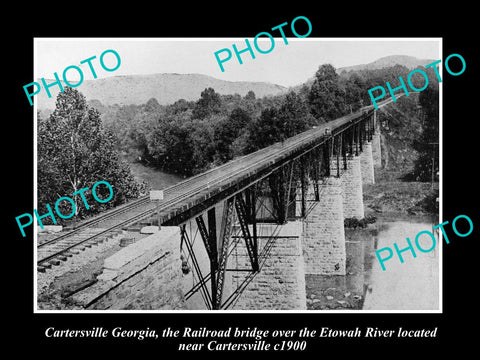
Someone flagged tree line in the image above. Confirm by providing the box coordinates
[37,62,439,222]
[100,63,438,178]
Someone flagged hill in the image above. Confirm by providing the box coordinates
[37,73,287,110]
[288,55,436,92]
[337,55,436,73]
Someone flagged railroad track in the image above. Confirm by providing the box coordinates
[37,98,396,272]
[36,147,271,271]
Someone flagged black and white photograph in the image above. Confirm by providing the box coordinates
[33,38,441,312]
[6,7,477,353]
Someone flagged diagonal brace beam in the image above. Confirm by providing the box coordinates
[235,194,259,272]
[215,196,235,309]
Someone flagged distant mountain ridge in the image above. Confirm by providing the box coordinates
[288,55,436,91]
[338,55,436,73]
[37,73,287,110]
[37,55,436,110]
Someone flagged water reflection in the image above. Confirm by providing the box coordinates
[363,221,439,310]
[306,221,440,311]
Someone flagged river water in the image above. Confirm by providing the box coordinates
[362,221,440,311]
[305,219,440,311]
[128,160,184,190]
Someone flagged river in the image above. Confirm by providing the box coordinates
[306,219,440,311]
[362,221,440,311]
[128,160,184,190]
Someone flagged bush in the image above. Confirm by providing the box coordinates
[344,215,377,229]
[415,190,439,215]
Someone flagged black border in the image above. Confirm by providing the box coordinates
[7,6,478,353]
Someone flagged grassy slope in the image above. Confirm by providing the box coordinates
[367,94,439,222]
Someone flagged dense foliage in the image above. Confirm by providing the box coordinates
[98,63,439,178]
[410,87,440,182]
[37,88,144,223]
[38,61,439,186]
[37,61,441,223]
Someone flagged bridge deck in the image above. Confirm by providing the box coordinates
[37,96,401,271]
[155,97,398,226]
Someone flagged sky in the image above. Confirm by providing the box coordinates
[34,38,441,88]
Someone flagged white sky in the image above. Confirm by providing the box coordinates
[34,38,441,88]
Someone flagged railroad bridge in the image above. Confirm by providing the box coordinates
[64,97,398,310]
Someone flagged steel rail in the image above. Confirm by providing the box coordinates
[37,97,397,269]
[37,125,322,267]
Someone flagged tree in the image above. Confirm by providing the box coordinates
[340,73,365,112]
[37,88,142,222]
[245,90,256,100]
[277,91,315,138]
[187,120,217,173]
[192,87,223,119]
[168,98,195,115]
[213,108,251,162]
[145,97,161,112]
[147,120,196,176]
[410,87,439,181]
[308,64,347,121]
[245,107,283,152]
[101,103,140,153]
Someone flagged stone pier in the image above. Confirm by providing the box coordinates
[302,177,346,275]
[371,111,382,168]
[360,142,375,184]
[331,156,365,219]
[371,133,382,168]
[230,222,306,310]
